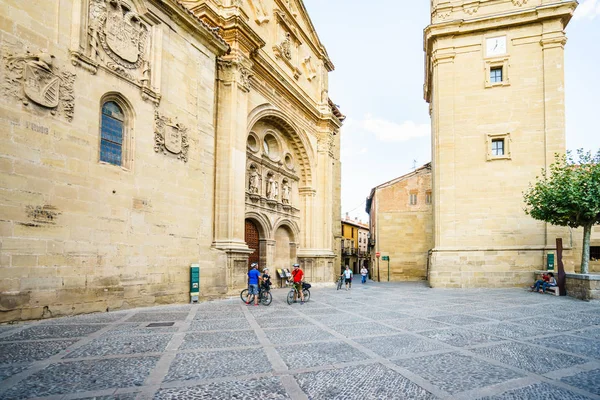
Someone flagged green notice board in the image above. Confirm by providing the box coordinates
[547,253,555,271]
[190,264,200,297]
[381,256,389,261]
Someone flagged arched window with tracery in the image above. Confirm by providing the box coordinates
[100,101,125,166]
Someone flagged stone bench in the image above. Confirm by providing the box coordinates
[545,285,559,296]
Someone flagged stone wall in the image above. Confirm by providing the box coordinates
[0,0,228,322]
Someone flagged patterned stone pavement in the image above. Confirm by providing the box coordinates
[1,282,600,399]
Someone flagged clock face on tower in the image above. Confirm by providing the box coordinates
[486,36,507,57]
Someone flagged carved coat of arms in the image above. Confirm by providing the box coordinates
[154,111,189,162]
[92,0,148,69]
[4,50,76,121]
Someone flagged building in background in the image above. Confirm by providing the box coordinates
[0,0,343,322]
[341,214,369,275]
[423,0,598,287]
[366,164,432,282]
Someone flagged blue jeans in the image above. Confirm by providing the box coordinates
[542,282,556,293]
[533,280,544,291]
[361,275,367,283]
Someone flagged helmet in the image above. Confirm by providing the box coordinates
[250,263,258,268]
[263,268,269,272]
[293,263,300,268]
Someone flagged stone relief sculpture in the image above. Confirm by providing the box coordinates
[302,55,317,81]
[154,110,189,162]
[72,0,160,104]
[4,49,76,121]
[282,180,290,204]
[266,174,276,199]
[280,33,292,60]
[247,0,269,24]
[249,168,260,194]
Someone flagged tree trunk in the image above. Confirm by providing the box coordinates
[581,224,592,274]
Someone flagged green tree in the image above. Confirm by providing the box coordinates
[524,149,600,274]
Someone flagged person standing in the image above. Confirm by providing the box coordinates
[360,266,368,284]
[246,263,261,306]
[290,263,305,304]
[342,266,353,290]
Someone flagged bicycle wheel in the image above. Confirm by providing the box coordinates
[261,291,272,306]
[302,289,310,302]
[240,289,249,303]
[286,290,295,305]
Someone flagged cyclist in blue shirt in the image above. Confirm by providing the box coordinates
[247,263,261,306]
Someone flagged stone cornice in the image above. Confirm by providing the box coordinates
[151,0,230,56]
[423,1,577,103]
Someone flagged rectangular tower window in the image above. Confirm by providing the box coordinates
[410,193,417,205]
[490,67,503,83]
[591,246,600,261]
[426,192,432,205]
[492,139,505,156]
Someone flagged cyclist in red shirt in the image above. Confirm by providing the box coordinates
[290,263,305,304]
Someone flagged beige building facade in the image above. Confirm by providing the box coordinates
[367,164,433,282]
[0,0,343,322]
[424,0,598,287]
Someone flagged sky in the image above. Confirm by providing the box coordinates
[304,0,600,223]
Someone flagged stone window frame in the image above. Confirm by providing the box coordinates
[99,93,135,170]
[425,191,432,205]
[486,133,512,161]
[484,57,510,88]
[409,192,418,206]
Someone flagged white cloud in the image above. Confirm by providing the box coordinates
[574,0,600,20]
[361,114,430,142]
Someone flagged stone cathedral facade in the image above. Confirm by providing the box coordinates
[424,0,599,287]
[0,0,343,322]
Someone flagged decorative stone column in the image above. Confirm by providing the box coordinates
[213,53,254,291]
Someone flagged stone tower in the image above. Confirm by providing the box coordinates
[424,0,577,287]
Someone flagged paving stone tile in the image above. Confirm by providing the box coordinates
[396,308,450,317]
[418,327,500,347]
[255,317,305,329]
[556,312,600,327]
[0,365,28,382]
[466,322,550,339]
[194,310,246,320]
[571,327,600,340]
[164,349,272,382]
[180,330,258,349]
[306,313,368,326]
[0,340,77,364]
[356,333,448,358]
[478,382,594,399]
[106,324,179,335]
[79,394,138,400]
[155,377,290,399]
[295,363,435,400]
[529,334,600,359]
[276,341,367,369]
[429,314,492,325]
[356,311,412,320]
[0,326,18,335]
[395,352,525,394]
[64,334,172,358]
[125,312,188,323]
[0,356,159,399]
[467,309,533,321]
[189,318,251,331]
[0,324,106,341]
[560,368,600,396]
[511,317,591,332]
[471,342,588,374]
[382,318,453,332]
[329,322,399,338]
[264,326,335,344]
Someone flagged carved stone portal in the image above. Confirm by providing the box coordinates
[4,49,76,121]
[154,111,189,162]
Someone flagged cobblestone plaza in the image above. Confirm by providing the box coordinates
[1,282,599,399]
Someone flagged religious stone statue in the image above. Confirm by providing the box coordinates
[249,169,259,194]
[282,181,290,204]
[274,181,279,200]
[266,175,275,199]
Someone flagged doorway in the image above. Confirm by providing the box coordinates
[245,219,260,271]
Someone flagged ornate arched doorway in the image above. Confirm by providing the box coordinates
[245,219,260,272]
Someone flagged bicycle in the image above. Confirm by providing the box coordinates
[286,280,311,305]
[336,275,343,290]
[240,284,272,306]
